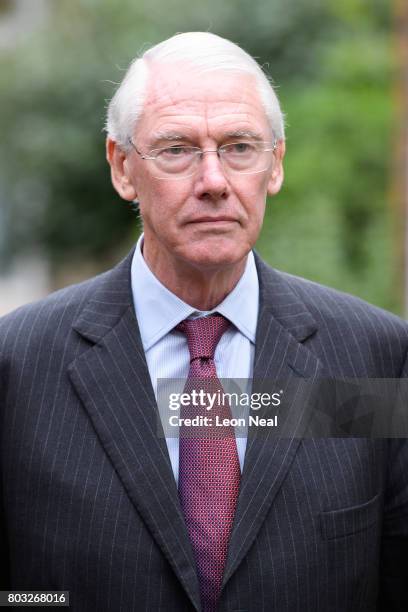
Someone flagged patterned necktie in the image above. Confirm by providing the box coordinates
[176,314,240,612]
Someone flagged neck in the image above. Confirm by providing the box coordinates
[142,245,247,311]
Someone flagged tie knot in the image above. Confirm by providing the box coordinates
[176,314,231,361]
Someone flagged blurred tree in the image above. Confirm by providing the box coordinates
[0,0,12,13]
[257,85,395,311]
[255,0,397,311]
[393,0,408,314]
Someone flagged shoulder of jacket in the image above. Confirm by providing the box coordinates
[275,268,408,340]
[0,269,112,356]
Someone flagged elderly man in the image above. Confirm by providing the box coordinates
[1,32,408,612]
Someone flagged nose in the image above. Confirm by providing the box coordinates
[193,150,229,201]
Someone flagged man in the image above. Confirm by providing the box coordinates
[1,31,408,611]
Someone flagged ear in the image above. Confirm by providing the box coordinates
[106,137,137,202]
[267,139,285,197]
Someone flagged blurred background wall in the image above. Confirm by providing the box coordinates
[0,0,406,316]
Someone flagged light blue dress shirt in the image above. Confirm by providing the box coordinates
[131,234,259,484]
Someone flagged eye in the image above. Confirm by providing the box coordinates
[232,142,251,153]
[223,142,256,155]
[160,146,190,157]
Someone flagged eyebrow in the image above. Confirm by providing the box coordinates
[149,129,265,147]
[151,131,186,144]
[224,130,264,141]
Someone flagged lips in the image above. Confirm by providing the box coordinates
[189,216,237,223]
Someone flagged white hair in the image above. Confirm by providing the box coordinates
[105,32,285,148]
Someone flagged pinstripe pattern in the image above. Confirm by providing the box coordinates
[1,249,408,611]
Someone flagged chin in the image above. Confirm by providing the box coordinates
[183,244,248,271]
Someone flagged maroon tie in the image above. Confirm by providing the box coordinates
[176,315,240,612]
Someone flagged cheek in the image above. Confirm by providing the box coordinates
[138,181,189,224]
[235,178,268,216]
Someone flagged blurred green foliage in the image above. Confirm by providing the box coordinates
[0,0,400,312]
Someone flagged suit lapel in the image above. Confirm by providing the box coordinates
[68,252,201,611]
[223,254,326,588]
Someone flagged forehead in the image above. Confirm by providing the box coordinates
[135,63,270,141]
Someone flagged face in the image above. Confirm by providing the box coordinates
[107,64,285,278]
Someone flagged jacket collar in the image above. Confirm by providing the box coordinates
[72,248,318,346]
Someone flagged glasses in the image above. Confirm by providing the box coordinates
[127,138,277,180]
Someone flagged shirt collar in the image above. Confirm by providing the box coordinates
[131,233,259,351]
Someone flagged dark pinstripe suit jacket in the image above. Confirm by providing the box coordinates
[1,250,408,611]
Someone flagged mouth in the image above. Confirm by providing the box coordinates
[188,216,238,224]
